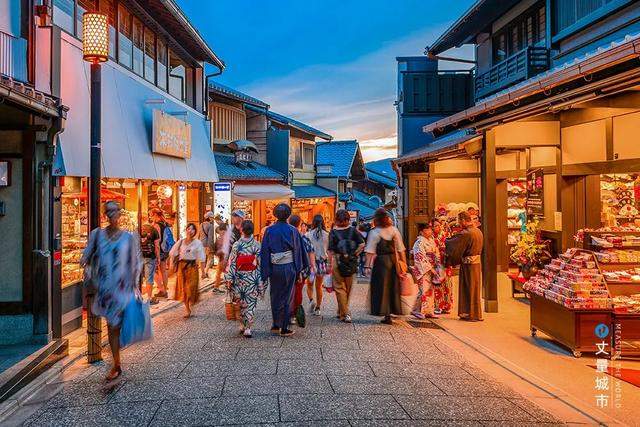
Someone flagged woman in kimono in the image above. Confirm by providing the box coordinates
[169,223,206,319]
[260,203,308,337]
[410,223,438,319]
[433,218,454,314]
[226,220,264,338]
[81,201,142,381]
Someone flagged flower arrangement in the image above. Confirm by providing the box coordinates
[510,219,551,274]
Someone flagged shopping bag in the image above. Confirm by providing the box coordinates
[295,305,306,328]
[120,293,153,348]
[323,274,334,293]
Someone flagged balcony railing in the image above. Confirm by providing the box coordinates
[474,46,550,100]
[0,31,28,83]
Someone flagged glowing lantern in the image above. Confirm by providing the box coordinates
[82,13,109,63]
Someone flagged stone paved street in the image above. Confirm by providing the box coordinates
[7,281,562,426]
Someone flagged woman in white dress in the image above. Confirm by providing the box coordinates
[169,223,206,318]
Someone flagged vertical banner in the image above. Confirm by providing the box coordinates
[526,168,544,217]
[214,182,232,224]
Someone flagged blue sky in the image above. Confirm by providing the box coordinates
[177,0,475,161]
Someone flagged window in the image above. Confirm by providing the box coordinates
[132,17,144,76]
[99,0,116,59]
[169,49,193,105]
[492,3,546,64]
[118,4,132,69]
[157,38,168,91]
[144,27,156,84]
[555,0,620,34]
[303,144,314,165]
[76,0,96,39]
[53,0,75,34]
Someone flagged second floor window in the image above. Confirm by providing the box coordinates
[303,144,314,166]
[555,0,620,34]
[492,3,546,64]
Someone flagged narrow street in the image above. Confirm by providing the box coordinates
[5,281,561,426]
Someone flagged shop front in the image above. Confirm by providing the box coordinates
[291,185,337,227]
[54,47,218,334]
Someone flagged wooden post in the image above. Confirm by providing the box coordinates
[481,130,498,313]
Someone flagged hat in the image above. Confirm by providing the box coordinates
[231,210,246,219]
[204,211,215,220]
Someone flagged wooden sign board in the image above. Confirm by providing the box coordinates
[526,168,544,217]
[152,110,191,159]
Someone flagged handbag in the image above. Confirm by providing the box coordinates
[83,229,101,295]
[323,274,334,293]
[224,290,239,320]
[170,240,183,275]
[120,292,153,348]
[295,304,306,328]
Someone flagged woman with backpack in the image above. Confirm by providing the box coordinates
[328,209,365,323]
[226,220,264,338]
[169,223,206,318]
[306,214,329,316]
[364,208,406,325]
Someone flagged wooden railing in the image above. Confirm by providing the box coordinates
[475,46,550,100]
[0,31,28,83]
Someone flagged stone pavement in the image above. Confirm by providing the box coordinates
[5,281,563,426]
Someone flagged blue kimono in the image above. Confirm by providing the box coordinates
[260,221,309,330]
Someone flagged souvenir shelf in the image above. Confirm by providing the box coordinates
[600,173,640,227]
[506,179,526,247]
[524,247,640,358]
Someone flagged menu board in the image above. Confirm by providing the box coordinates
[526,168,544,217]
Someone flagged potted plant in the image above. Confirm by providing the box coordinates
[510,219,551,279]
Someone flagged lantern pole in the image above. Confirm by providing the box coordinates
[82,11,109,363]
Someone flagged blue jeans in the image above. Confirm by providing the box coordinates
[142,257,157,285]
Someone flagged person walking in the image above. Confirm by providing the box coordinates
[365,208,406,325]
[226,220,264,338]
[288,215,315,323]
[328,209,365,323]
[432,218,453,314]
[199,211,216,279]
[410,223,438,319]
[223,210,245,258]
[446,211,484,321]
[305,214,329,316]
[81,201,142,381]
[140,218,161,305]
[169,223,206,318]
[212,215,228,293]
[151,208,172,298]
[260,203,308,337]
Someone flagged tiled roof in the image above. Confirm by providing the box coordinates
[266,109,332,141]
[292,185,336,199]
[208,82,269,109]
[316,140,360,178]
[347,201,377,220]
[214,153,284,181]
[365,158,397,188]
[345,189,382,220]
[338,192,351,202]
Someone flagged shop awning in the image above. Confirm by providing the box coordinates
[54,39,218,183]
[292,185,335,199]
[233,184,294,200]
[394,130,482,166]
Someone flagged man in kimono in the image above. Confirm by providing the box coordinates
[260,203,309,336]
[446,211,483,321]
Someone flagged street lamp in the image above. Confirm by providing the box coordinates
[82,12,108,363]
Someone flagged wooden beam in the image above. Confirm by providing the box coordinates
[430,172,480,179]
[562,158,640,176]
[605,117,614,161]
[481,130,498,313]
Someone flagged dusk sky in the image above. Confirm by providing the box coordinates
[176,0,475,162]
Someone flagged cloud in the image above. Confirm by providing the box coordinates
[238,26,467,162]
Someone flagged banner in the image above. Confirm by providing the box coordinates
[526,168,544,217]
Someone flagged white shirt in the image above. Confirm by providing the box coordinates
[169,238,206,262]
[365,226,405,254]
[306,229,329,258]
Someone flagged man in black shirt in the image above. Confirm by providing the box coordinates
[140,221,160,305]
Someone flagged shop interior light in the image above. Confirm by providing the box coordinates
[82,12,109,64]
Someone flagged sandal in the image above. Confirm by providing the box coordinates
[105,366,122,381]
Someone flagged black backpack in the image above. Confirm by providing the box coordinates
[335,227,359,277]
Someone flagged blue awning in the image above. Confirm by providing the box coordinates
[292,185,335,199]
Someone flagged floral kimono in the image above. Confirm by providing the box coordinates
[226,237,264,328]
[434,230,454,313]
[411,235,438,317]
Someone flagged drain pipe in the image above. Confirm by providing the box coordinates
[204,66,224,119]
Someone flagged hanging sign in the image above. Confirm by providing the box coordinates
[152,109,191,158]
[214,182,232,223]
[526,168,544,217]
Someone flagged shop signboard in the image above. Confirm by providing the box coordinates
[526,168,544,217]
[214,182,232,223]
[152,109,192,158]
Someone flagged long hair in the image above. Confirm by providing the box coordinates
[311,214,326,238]
[373,208,392,228]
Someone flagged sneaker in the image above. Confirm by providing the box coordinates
[280,329,295,337]
[291,317,297,325]
[313,307,321,316]
[149,297,159,305]
[343,314,352,323]
[308,300,316,312]
[411,311,426,320]
[243,328,252,338]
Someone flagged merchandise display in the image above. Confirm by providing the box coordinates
[61,193,88,287]
[507,178,526,245]
[524,249,610,309]
[600,173,640,227]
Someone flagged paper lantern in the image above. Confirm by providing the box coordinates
[82,12,109,63]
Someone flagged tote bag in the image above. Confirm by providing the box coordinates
[120,293,153,348]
